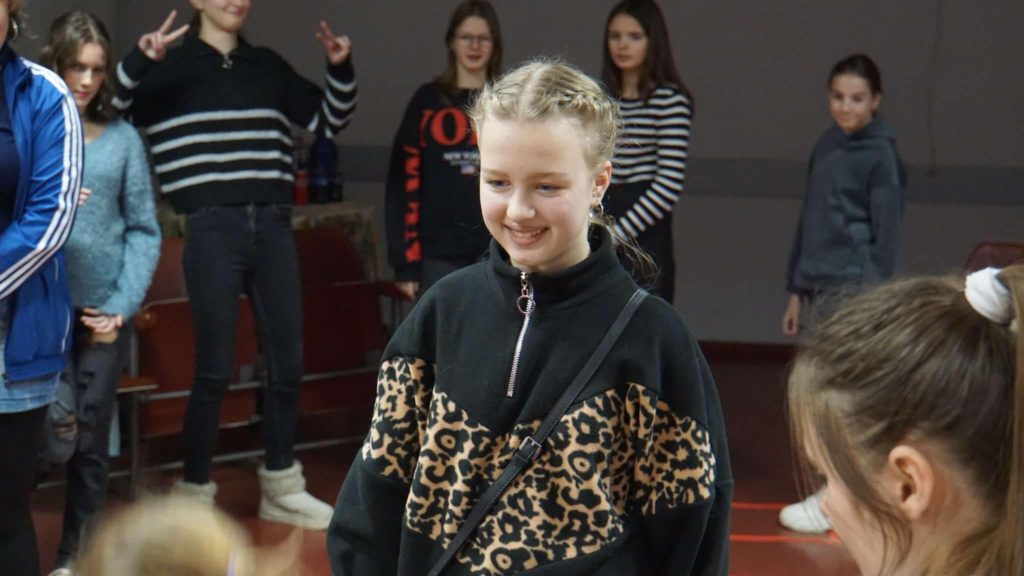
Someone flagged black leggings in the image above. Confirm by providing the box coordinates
[0,406,47,576]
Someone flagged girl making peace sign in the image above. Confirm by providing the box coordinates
[113,1,357,530]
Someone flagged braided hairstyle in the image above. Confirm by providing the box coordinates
[469,59,656,280]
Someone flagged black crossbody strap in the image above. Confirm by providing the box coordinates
[426,288,648,576]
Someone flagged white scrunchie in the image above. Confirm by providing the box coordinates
[965,267,1013,325]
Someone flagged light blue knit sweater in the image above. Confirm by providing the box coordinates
[64,119,160,318]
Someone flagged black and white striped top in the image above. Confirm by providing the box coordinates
[609,85,690,239]
[113,34,356,213]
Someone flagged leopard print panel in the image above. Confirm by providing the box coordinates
[393,382,716,576]
[360,357,433,483]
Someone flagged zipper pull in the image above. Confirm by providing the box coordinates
[222,54,233,70]
[506,272,535,398]
[516,271,534,315]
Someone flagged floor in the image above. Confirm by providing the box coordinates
[32,342,858,575]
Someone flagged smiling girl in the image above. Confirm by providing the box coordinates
[329,59,731,576]
[385,0,502,299]
[780,52,906,533]
[38,11,160,574]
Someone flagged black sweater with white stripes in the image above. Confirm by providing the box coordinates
[114,33,356,213]
[606,85,690,239]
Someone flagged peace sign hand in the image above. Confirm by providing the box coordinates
[315,21,352,65]
[139,10,190,62]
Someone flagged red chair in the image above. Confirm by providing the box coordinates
[293,226,408,414]
[121,228,408,491]
[963,240,1024,272]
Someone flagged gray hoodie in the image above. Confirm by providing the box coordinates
[786,118,905,294]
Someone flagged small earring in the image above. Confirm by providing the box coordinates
[11,19,20,42]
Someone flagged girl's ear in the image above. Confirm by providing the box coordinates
[870,93,883,115]
[593,160,612,206]
[882,444,935,522]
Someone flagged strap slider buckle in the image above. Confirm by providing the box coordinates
[517,436,542,462]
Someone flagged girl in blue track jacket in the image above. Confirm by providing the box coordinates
[1,1,83,573]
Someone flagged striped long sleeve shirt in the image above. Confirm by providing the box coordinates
[608,85,690,239]
[113,33,356,213]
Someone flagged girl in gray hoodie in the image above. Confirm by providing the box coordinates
[779,53,905,534]
[783,53,905,337]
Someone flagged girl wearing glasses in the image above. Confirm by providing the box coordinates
[602,0,693,303]
[385,0,502,299]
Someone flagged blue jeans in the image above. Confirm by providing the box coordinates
[181,204,303,483]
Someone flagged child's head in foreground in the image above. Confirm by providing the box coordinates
[76,495,301,576]
[789,265,1023,576]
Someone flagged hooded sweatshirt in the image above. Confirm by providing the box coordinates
[328,227,733,576]
[786,118,905,294]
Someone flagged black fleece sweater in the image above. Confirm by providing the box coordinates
[385,83,488,281]
[786,119,905,294]
[328,228,733,576]
[113,33,357,213]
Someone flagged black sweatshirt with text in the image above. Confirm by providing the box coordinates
[328,228,733,576]
[385,83,488,281]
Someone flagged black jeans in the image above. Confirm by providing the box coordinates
[39,320,129,567]
[0,405,47,576]
[182,204,303,484]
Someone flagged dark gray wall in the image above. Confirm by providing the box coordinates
[14,0,115,56]
[18,0,1024,342]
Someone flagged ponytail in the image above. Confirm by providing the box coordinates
[996,264,1024,575]
[589,207,658,287]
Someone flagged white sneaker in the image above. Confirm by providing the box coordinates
[170,478,217,505]
[778,490,831,533]
[48,569,73,576]
[258,462,333,530]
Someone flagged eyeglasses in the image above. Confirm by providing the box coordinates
[455,34,493,47]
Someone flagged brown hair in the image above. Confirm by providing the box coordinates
[788,266,1024,575]
[76,495,302,576]
[39,11,116,122]
[469,59,657,282]
[435,0,502,95]
[601,0,694,109]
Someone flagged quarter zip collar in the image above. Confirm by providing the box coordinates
[183,32,255,63]
[486,226,630,312]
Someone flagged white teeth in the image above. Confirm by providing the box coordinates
[509,228,543,239]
